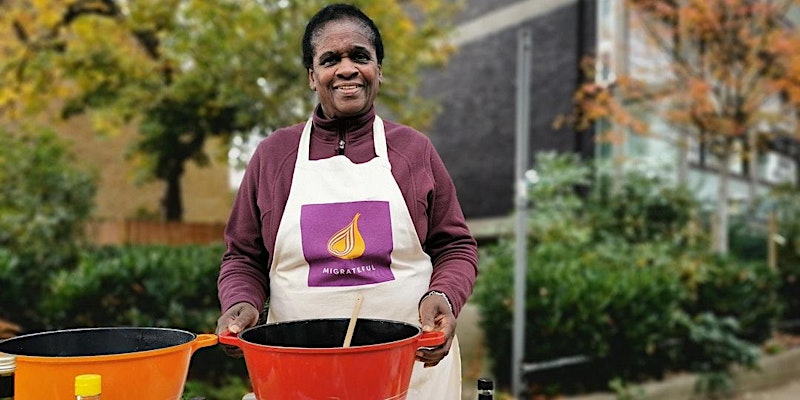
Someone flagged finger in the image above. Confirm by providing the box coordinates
[225,303,259,333]
[221,344,244,358]
[215,319,233,336]
[415,350,438,365]
[217,313,240,335]
[418,295,446,330]
[416,348,449,368]
[419,309,436,332]
[416,346,449,362]
[228,322,243,334]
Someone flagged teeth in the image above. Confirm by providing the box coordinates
[338,85,359,90]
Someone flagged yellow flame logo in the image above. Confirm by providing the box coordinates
[327,213,366,259]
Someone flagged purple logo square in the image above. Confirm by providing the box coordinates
[301,201,395,287]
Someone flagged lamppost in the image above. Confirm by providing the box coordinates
[512,27,532,400]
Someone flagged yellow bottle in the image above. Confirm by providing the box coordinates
[74,374,101,400]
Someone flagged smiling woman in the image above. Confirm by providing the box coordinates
[215,4,478,399]
[306,18,382,120]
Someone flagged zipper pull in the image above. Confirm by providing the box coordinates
[338,139,345,155]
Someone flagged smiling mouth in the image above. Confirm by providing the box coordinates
[335,84,363,94]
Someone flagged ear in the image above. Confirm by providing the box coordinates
[308,68,317,91]
[378,64,383,84]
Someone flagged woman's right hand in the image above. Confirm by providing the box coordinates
[216,301,260,357]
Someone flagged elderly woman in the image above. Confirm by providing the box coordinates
[216,3,478,398]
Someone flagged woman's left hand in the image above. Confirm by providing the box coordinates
[416,293,456,368]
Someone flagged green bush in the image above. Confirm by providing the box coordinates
[0,128,96,329]
[472,152,781,396]
[673,312,760,398]
[728,215,768,263]
[42,244,224,333]
[687,255,782,344]
[769,184,800,324]
[475,240,688,393]
[38,243,250,388]
[723,187,800,328]
[590,170,700,245]
[182,375,251,400]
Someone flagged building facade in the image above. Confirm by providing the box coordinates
[595,0,799,208]
[422,0,597,224]
[426,0,799,236]
[56,113,233,224]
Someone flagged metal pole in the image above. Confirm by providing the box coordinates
[768,211,777,271]
[513,27,532,399]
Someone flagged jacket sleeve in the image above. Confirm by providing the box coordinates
[217,145,270,313]
[423,144,479,318]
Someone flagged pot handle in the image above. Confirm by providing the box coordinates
[217,331,242,348]
[416,331,446,349]
[191,333,219,352]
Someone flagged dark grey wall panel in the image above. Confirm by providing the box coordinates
[423,1,597,218]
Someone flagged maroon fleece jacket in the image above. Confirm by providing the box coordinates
[217,105,478,317]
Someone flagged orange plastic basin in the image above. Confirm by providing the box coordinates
[219,318,445,400]
[0,327,217,400]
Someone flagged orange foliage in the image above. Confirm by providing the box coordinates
[563,0,800,148]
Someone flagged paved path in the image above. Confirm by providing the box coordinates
[734,380,800,400]
[457,303,488,399]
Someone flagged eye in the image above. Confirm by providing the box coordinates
[320,55,340,66]
[352,52,370,63]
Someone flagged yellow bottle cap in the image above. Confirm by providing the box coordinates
[75,374,101,396]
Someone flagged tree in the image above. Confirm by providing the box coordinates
[0,0,458,220]
[0,127,96,329]
[564,0,800,254]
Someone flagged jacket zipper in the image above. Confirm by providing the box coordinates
[337,126,346,155]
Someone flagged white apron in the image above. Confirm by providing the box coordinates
[268,115,461,399]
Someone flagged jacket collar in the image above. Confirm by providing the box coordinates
[311,104,376,142]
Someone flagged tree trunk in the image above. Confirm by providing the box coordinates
[161,169,183,222]
[796,154,800,185]
[714,152,731,255]
[612,128,626,194]
[677,135,689,186]
[746,131,759,210]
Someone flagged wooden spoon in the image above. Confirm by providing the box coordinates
[343,293,364,348]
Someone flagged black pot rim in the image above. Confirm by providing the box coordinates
[0,326,198,359]
[237,317,422,351]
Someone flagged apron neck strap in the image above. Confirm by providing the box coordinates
[298,115,388,162]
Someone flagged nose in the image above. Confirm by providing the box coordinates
[336,57,359,80]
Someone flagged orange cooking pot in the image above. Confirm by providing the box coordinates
[0,327,217,400]
[219,318,446,400]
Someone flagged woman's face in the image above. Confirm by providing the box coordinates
[308,19,382,119]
